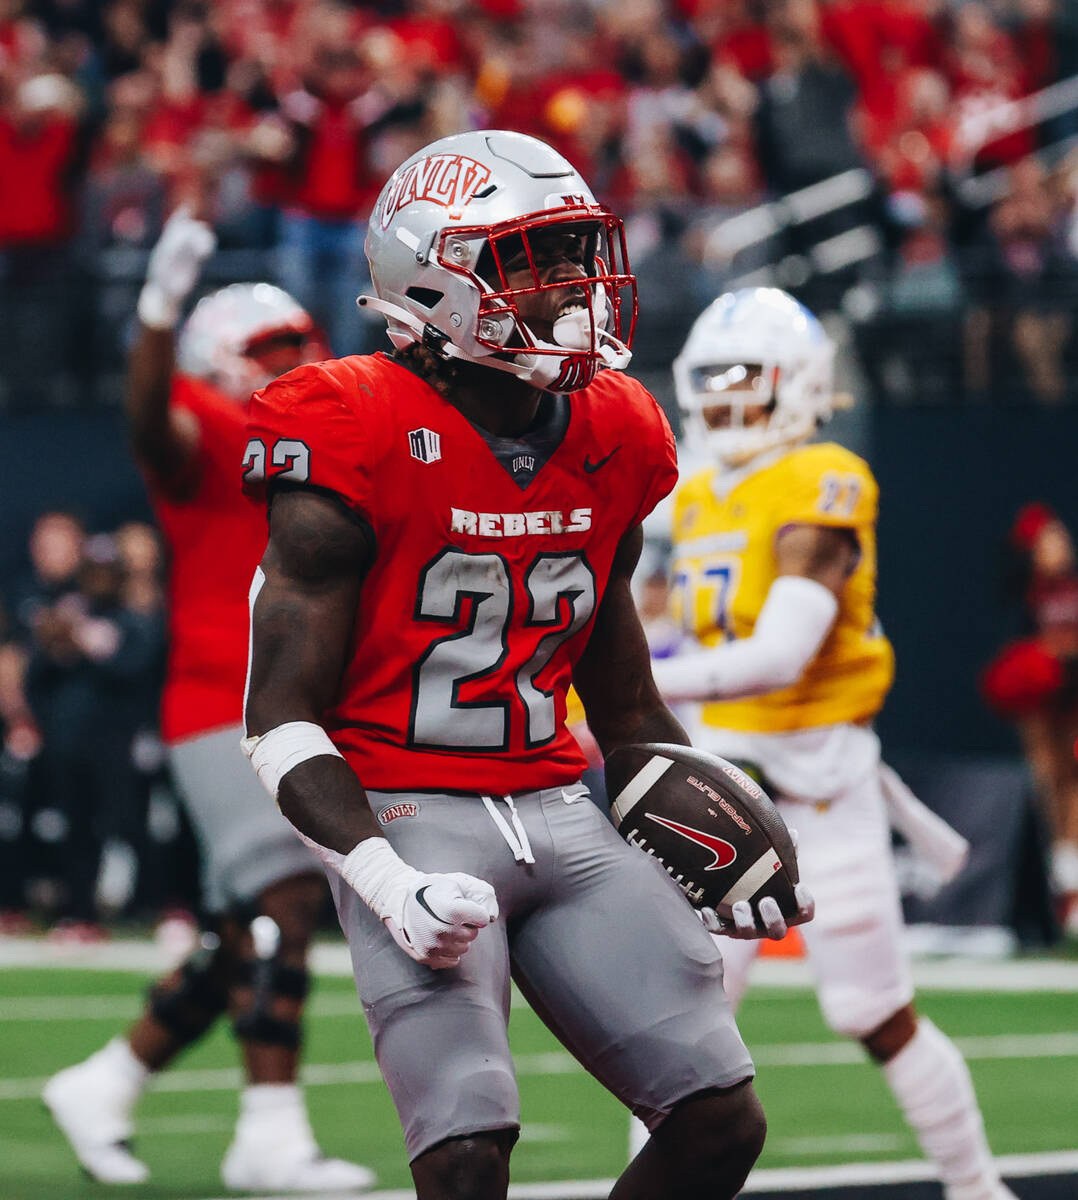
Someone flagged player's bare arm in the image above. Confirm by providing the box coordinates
[573,524,691,754]
[125,208,216,488]
[245,487,499,969]
[774,522,859,596]
[126,325,201,487]
[245,488,377,853]
[585,525,813,943]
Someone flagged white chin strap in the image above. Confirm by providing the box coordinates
[358,293,631,388]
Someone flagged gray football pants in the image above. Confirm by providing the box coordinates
[328,783,754,1161]
[169,723,319,913]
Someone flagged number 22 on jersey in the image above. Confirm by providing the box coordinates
[411,549,595,752]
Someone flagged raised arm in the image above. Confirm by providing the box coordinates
[243,486,498,967]
[125,209,216,487]
[573,523,691,755]
[653,523,856,702]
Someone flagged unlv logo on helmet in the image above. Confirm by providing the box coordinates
[379,154,493,230]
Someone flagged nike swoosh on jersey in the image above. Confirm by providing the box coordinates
[645,813,737,870]
[583,446,621,473]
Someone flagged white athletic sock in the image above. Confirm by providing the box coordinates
[628,1114,649,1160]
[234,1084,316,1154]
[222,1084,376,1191]
[96,1037,151,1102]
[1050,841,1078,893]
[882,1018,1001,1193]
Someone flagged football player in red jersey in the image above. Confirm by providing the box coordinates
[241,130,810,1199]
[43,210,375,1194]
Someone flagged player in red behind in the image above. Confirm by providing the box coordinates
[43,210,375,1193]
[240,130,810,1199]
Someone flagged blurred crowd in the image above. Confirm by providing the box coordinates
[0,511,202,939]
[3,0,1078,405]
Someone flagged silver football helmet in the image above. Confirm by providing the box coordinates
[177,282,320,399]
[674,287,837,468]
[362,129,635,391]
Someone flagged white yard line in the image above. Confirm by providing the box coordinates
[0,991,365,1021]
[3,934,1078,991]
[772,1133,907,1157]
[740,1150,1078,1190]
[755,1030,1078,1066]
[4,1031,1077,1103]
[187,1149,1078,1200]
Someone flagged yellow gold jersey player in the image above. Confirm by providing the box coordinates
[670,439,893,737]
[648,288,1014,1200]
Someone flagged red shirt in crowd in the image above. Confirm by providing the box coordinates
[0,114,77,245]
[290,97,380,220]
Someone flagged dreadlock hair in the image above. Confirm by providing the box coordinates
[392,342,467,399]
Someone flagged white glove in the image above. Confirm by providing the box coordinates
[137,206,217,330]
[339,838,499,968]
[699,883,815,940]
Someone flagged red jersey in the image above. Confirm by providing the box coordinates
[245,352,677,794]
[0,114,76,245]
[148,376,268,743]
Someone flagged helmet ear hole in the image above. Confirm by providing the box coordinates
[405,286,445,310]
[474,241,502,289]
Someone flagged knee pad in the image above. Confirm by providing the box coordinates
[148,934,230,1040]
[818,981,914,1040]
[232,956,310,1049]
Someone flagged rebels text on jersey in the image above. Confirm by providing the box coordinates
[244,352,677,794]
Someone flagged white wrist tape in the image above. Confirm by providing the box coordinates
[241,720,344,799]
[267,829,415,920]
[136,281,181,331]
[337,837,419,919]
[654,575,839,702]
[240,724,421,923]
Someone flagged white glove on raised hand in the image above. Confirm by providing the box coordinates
[339,838,498,968]
[137,206,217,330]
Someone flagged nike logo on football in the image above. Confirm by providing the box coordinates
[583,446,620,473]
[646,813,737,870]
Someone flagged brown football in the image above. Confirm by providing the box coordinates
[606,742,800,927]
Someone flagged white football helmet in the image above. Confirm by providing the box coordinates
[362,129,635,391]
[177,282,320,399]
[674,288,836,468]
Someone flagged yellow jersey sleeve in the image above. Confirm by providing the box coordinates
[771,445,878,531]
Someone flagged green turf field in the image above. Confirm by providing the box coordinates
[2,960,1077,1198]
